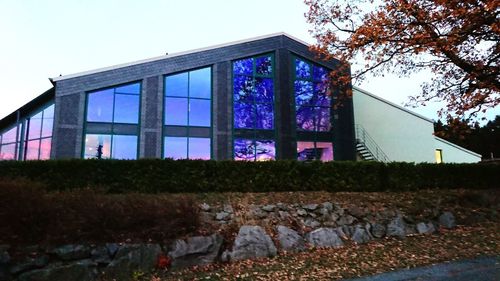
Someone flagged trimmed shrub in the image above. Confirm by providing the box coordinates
[0,159,498,194]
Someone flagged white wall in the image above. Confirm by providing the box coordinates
[353,87,436,162]
[434,137,481,163]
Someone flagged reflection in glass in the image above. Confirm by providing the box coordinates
[189,68,211,98]
[0,143,16,160]
[1,127,17,143]
[254,78,273,103]
[188,138,211,160]
[26,140,40,160]
[84,134,111,159]
[189,99,211,127]
[295,81,314,106]
[164,137,187,160]
[112,135,137,159]
[87,89,114,122]
[39,138,51,160]
[297,141,333,161]
[114,94,140,124]
[41,107,54,138]
[255,103,273,129]
[234,103,255,129]
[165,73,189,97]
[115,83,140,94]
[295,59,311,79]
[233,75,254,103]
[28,112,43,140]
[313,65,328,82]
[255,140,275,161]
[165,97,188,125]
[233,58,253,75]
[256,56,272,75]
[234,139,275,161]
[316,142,334,161]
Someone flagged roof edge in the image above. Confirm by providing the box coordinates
[434,136,482,158]
[353,86,434,123]
[51,32,311,82]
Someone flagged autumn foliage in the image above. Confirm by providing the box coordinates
[305,0,499,122]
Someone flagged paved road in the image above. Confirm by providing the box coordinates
[344,256,499,281]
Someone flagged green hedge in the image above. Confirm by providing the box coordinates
[0,159,498,193]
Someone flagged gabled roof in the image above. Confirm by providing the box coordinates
[50,32,311,83]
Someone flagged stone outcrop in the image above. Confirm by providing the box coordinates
[229,226,277,261]
[168,234,223,268]
[306,228,344,248]
[276,225,306,252]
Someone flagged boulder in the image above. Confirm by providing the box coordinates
[334,227,348,240]
[262,205,276,212]
[9,255,49,275]
[305,228,344,248]
[302,218,321,229]
[17,260,96,281]
[348,206,366,218]
[370,222,386,238]
[103,244,161,280]
[276,203,288,211]
[439,212,456,229]
[230,226,277,261]
[168,234,223,268]
[105,243,119,258]
[351,225,372,244]
[276,226,306,252]
[387,216,406,238]
[50,244,91,261]
[416,222,436,234]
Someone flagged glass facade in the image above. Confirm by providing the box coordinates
[294,57,334,161]
[164,67,212,159]
[0,126,19,160]
[85,82,140,159]
[233,54,275,160]
[24,104,54,160]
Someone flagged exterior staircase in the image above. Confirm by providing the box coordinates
[355,124,390,162]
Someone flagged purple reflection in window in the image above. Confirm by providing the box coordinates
[28,112,43,140]
[317,107,331,131]
[295,81,314,106]
[255,140,275,161]
[84,134,111,159]
[295,59,311,79]
[188,138,211,160]
[189,99,211,127]
[296,106,315,131]
[114,94,139,124]
[314,82,331,106]
[233,75,254,103]
[254,77,273,103]
[256,56,272,76]
[41,105,54,138]
[234,103,255,129]
[39,138,51,160]
[297,141,316,161]
[112,135,138,159]
[313,65,328,82]
[87,89,114,122]
[234,138,255,161]
[26,140,40,160]
[233,58,253,75]
[115,83,140,94]
[316,142,333,161]
[1,127,17,143]
[165,97,188,125]
[164,137,187,159]
[255,103,274,129]
[165,73,188,97]
[0,143,16,160]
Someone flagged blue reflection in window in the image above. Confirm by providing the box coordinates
[233,58,253,75]
[233,76,254,103]
[254,78,273,103]
[189,68,211,99]
[189,99,211,127]
[234,139,255,161]
[234,103,255,129]
[165,72,189,97]
[115,83,141,94]
[112,135,137,159]
[313,65,328,82]
[41,105,54,138]
[165,97,188,126]
[295,59,311,79]
[87,89,114,122]
[114,94,140,124]
[255,140,275,161]
[188,138,211,160]
[164,137,187,159]
[295,81,314,106]
[256,56,272,76]
[317,107,331,131]
[255,104,273,129]
[296,105,315,131]
[314,82,330,106]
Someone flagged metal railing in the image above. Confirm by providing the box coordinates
[355,124,390,162]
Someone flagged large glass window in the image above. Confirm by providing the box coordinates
[297,141,333,161]
[233,54,275,160]
[24,104,54,160]
[164,67,212,159]
[84,134,137,159]
[0,126,20,160]
[86,82,140,124]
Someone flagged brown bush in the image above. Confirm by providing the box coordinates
[0,180,199,246]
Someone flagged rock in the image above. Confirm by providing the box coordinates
[276,203,288,211]
[405,224,417,235]
[168,234,223,268]
[342,225,354,236]
[318,207,330,217]
[278,211,290,220]
[220,250,231,263]
[416,222,436,234]
[297,208,308,216]
[223,204,234,213]
[306,228,344,248]
[334,227,348,240]
[104,244,161,280]
[371,223,386,238]
[230,226,277,261]
[17,260,96,281]
[200,203,211,212]
[10,255,49,274]
[105,243,119,258]
[262,205,276,212]
[439,212,456,229]
[322,202,333,212]
[351,225,372,244]
[252,208,268,219]
[387,216,406,238]
[91,247,111,264]
[276,226,306,252]
[348,206,366,218]
[303,204,318,211]
[50,244,91,261]
[302,218,321,229]
[216,211,230,221]
[337,215,355,226]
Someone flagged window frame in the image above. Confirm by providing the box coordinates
[23,103,55,160]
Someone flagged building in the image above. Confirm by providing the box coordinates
[0,33,480,163]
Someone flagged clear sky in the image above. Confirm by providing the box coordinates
[0,0,497,122]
